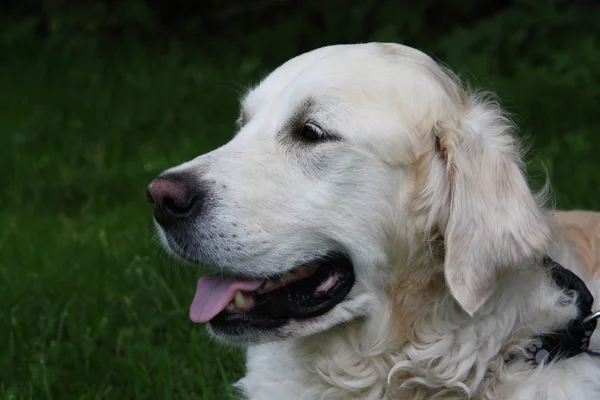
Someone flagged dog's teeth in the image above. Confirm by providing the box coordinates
[281,273,294,282]
[262,281,276,291]
[316,273,338,293]
[226,303,236,312]
[233,291,245,308]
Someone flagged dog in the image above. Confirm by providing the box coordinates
[147,43,600,399]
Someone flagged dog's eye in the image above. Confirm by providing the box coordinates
[299,122,327,142]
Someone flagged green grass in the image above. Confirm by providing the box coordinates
[0,39,249,399]
[1,23,600,399]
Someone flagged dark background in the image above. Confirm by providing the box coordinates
[1,1,599,398]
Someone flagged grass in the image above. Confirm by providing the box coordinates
[1,28,600,399]
[0,38,249,399]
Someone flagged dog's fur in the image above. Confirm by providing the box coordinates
[153,43,600,399]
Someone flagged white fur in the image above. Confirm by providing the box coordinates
[155,43,600,399]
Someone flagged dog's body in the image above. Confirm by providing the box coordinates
[148,43,600,399]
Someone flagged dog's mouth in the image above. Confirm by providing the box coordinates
[189,253,355,331]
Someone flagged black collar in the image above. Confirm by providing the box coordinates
[522,256,598,365]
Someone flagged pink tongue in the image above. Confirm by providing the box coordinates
[189,275,264,323]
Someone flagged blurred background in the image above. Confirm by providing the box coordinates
[1,0,599,398]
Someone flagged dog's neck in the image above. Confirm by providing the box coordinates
[289,260,579,399]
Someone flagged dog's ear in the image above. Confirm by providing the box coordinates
[435,97,551,316]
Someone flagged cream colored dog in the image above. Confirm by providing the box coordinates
[147,43,600,399]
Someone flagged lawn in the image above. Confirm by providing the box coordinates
[1,7,600,399]
[0,39,248,399]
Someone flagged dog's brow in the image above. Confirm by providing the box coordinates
[276,97,318,145]
[278,97,316,137]
[289,97,316,127]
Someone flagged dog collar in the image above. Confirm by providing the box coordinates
[524,257,599,366]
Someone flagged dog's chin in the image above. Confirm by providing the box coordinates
[207,289,375,346]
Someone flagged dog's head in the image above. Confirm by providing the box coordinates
[148,43,551,345]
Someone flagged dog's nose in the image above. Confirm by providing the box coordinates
[147,174,199,227]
